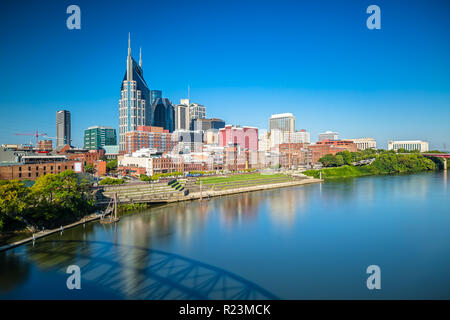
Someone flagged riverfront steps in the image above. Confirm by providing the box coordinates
[187,177,323,201]
[97,175,323,205]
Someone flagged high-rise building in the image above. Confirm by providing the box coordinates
[189,103,206,122]
[258,131,271,152]
[180,98,190,106]
[151,97,175,132]
[387,140,429,152]
[172,129,204,153]
[269,113,295,133]
[56,110,71,147]
[318,131,339,141]
[284,129,310,144]
[124,126,174,154]
[191,118,225,131]
[219,125,258,151]
[175,101,190,130]
[204,130,220,145]
[119,34,151,152]
[270,129,284,149]
[151,90,162,104]
[319,131,339,141]
[83,126,117,150]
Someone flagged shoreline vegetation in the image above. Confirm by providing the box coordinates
[303,149,447,180]
[0,171,96,245]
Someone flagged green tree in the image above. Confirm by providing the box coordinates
[0,180,29,232]
[336,151,353,165]
[84,163,94,174]
[335,155,345,166]
[106,160,118,172]
[319,154,336,167]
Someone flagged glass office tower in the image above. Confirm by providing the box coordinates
[119,34,151,152]
[84,126,117,150]
[151,90,162,104]
[151,97,175,132]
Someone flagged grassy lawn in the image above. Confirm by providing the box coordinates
[197,173,288,185]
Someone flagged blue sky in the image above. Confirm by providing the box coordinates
[0,0,449,149]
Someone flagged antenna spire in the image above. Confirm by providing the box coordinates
[139,47,142,67]
[128,32,131,56]
[127,33,132,81]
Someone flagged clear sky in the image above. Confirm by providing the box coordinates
[0,0,449,149]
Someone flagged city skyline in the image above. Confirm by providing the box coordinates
[0,0,449,149]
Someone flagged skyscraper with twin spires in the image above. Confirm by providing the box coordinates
[119,34,151,152]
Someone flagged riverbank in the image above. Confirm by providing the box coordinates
[100,174,323,204]
[0,213,101,252]
[303,160,446,181]
[0,175,322,248]
[186,177,323,201]
[304,150,447,181]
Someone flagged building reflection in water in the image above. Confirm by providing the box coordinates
[217,192,260,227]
[268,187,309,228]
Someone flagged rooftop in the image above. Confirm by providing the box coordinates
[270,113,294,119]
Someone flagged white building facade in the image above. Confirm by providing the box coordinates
[318,131,338,141]
[283,130,310,144]
[269,113,295,133]
[347,138,377,150]
[175,102,190,130]
[388,140,429,152]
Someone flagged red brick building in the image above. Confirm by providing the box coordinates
[65,149,105,166]
[118,156,207,176]
[279,143,312,167]
[94,160,107,177]
[0,160,80,180]
[125,125,174,154]
[308,140,357,163]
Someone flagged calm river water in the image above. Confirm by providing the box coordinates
[1,171,449,299]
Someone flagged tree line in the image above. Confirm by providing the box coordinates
[304,149,445,180]
[0,171,95,233]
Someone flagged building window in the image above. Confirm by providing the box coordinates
[28,173,31,177]
[19,173,22,178]
[19,167,22,171]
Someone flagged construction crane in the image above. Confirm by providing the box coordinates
[14,130,48,147]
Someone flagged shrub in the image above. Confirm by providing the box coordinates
[99,177,124,185]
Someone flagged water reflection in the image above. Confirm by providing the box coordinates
[1,172,449,299]
[3,240,279,300]
[0,252,30,293]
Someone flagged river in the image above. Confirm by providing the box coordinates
[1,171,449,299]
